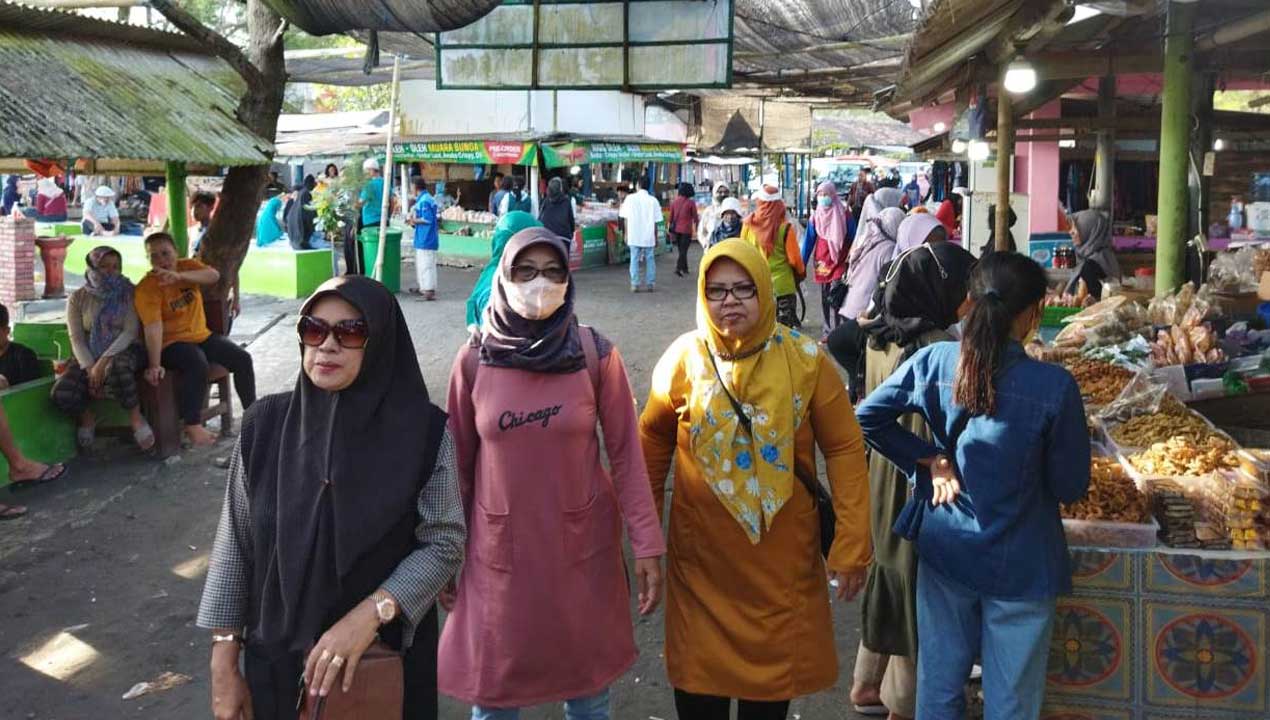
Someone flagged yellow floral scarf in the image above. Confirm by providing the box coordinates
[689,240,823,543]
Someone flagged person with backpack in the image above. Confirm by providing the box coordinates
[740,185,804,328]
[438,227,665,719]
[499,176,534,216]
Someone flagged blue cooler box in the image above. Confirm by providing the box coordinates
[1028,232,1071,269]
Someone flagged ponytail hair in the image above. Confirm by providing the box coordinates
[953,253,1047,415]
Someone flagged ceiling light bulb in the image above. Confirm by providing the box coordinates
[1003,59,1038,95]
[1213,138,1226,151]
[951,138,967,154]
[569,165,582,175]
[968,140,991,162]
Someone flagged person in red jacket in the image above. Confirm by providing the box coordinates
[669,183,700,277]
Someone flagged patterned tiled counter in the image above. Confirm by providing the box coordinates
[1044,547,1270,720]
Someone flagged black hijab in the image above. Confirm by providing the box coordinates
[251,276,440,652]
[478,227,587,373]
[868,242,977,353]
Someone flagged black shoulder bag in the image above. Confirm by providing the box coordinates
[706,350,835,557]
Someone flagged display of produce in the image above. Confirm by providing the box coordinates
[1045,279,1091,308]
[1065,359,1135,406]
[1109,411,1219,448]
[441,207,496,224]
[1129,436,1239,477]
[1063,457,1151,523]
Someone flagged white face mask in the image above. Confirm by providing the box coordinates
[505,276,568,320]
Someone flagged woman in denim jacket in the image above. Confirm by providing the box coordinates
[854,253,1090,720]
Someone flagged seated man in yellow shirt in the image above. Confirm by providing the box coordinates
[135,232,256,447]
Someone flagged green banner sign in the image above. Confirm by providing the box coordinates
[393,140,536,165]
[541,141,684,169]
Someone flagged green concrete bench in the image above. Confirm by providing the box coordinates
[60,234,334,299]
[0,374,76,487]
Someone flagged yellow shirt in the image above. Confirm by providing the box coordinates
[134,258,212,347]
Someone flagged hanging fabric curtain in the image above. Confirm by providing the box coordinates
[263,0,503,35]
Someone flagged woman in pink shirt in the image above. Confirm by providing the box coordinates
[439,226,667,719]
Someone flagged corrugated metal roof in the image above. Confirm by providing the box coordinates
[0,3,271,166]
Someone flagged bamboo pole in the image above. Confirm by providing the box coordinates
[373,54,401,284]
[1154,1,1195,295]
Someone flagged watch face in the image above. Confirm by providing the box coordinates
[377,598,395,622]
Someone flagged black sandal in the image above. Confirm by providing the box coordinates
[9,463,66,491]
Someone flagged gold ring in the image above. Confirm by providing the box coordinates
[330,655,345,667]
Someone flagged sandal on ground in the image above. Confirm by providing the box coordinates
[10,463,66,491]
[852,704,889,716]
[134,422,156,452]
[77,426,96,449]
[0,503,28,520]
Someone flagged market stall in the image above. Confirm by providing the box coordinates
[393,137,538,264]
[1028,264,1270,718]
[541,139,684,268]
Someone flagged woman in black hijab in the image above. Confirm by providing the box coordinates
[539,176,576,246]
[198,276,466,720]
[286,175,318,250]
[850,241,976,720]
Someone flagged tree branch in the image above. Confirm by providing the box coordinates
[270,18,289,48]
[149,0,264,88]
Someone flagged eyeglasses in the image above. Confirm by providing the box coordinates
[510,265,568,283]
[703,283,759,302]
[297,316,369,349]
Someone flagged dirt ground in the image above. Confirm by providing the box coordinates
[0,248,936,720]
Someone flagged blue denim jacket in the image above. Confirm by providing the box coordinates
[854,341,1090,599]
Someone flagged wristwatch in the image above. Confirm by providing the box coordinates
[373,591,398,625]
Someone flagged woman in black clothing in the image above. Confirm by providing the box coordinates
[197,276,465,720]
[539,177,576,247]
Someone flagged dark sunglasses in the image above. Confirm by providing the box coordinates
[510,264,568,284]
[703,283,758,302]
[297,316,369,349]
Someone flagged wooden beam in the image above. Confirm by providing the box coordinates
[734,34,910,61]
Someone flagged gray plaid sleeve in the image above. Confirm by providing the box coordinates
[196,441,252,631]
[381,429,467,643]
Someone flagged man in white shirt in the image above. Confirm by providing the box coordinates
[619,177,662,293]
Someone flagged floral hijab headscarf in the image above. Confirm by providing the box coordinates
[688,239,822,543]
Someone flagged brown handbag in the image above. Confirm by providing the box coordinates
[297,641,403,720]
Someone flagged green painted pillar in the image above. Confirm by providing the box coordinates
[166,161,189,257]
[1154,1,1195,295]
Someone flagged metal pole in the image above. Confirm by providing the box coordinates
[995,84,1014,253]
[1091,75,1116,211]
[165,161,188,256]
[1155,1,1195,295]
[374,54,401,284]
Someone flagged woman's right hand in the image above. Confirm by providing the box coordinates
[210,650,253,720]
[922,454,960,506]
[144,365,165,386]
[438,579,457,611]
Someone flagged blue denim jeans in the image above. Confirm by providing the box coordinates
[916,562,1055,720]
[471,688,610,720]
[629,246,655,289]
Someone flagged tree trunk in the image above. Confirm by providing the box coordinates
[197,0,287,302]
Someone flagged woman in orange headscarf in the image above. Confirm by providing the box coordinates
[740,185,805,328]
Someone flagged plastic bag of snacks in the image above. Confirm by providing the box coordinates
[1097,368,1170,423]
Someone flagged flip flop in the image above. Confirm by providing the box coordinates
[852,704,889,717]
[77,426,96,449]
[0,504,27,520]
[10,463,67,491]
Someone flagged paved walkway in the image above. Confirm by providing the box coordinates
[0,249,893,720]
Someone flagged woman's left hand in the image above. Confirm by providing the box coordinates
[303,599,379,698]
[828,567,867,601]
[634,556,663,615]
